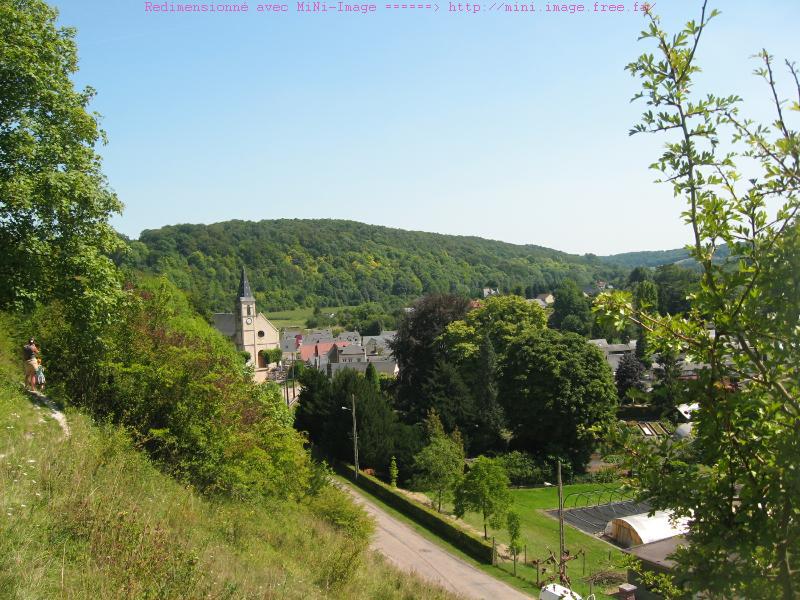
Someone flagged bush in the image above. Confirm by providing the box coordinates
[308,485,374,545]
[497,451,545,486]
[30,276,312,502]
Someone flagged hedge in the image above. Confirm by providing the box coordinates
[333,462,494,563]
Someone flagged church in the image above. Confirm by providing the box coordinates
[213,268,281,383]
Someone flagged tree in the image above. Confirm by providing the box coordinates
[633,280,659,363]
[615,352,645,402]
[436,296,547,453]
[454,456,511,539]
[412,412,465,512]
[364,362,380,392]
[418,359,475,435]
[441,295,547,359]
[0,0,123,312]
[650,348,687,416]
[389,456,398,488]
[597,3,800,595]
[391,294,470,418]
[627,266,652,286]
[497,328,618,472]
[551,280,591,335]
[653,264,698,315]
[507,511,522,575]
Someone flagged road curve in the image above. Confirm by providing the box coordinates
[341,483,534,600]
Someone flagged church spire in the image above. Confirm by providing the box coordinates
[238,266,254,300]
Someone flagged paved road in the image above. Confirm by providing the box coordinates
[342,483,534,600]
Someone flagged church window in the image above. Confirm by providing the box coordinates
[247,305,252,316]
[257,330,265,338]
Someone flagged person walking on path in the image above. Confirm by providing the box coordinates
[23,338,40,392]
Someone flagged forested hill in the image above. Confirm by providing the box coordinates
[122,219,629,313]
[600,244,730,268]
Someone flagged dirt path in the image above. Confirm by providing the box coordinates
[29,391,70,439]
[341,483,534,600]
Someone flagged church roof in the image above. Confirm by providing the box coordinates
[238,267,254,300]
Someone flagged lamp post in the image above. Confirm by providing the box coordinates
[342,393,359,478]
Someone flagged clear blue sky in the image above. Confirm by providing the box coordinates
[53,0,799,254]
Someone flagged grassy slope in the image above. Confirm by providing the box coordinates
[0,320,458,600]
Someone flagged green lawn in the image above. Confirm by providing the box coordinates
[442,485,627,599]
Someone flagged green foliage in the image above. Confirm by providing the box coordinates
[307,485,375,545]
[259,347,282,364]
[454,456,512,539]
[295,367,423,478]
[364,362,380,392]
[551,280,592,335]
[653,264,698,315]
[596,3,800,596]
[440,295,547,360]
[389,455,398,488]
[506,511,522,556]
[412,412,465,512]
[615,352,645,401]
[497,451,542,487]
[497,328,618,472]
[0,0,123,315]
[121,220,629,315]
[433,296,548,454]
[0,370,456,599]
[393,294,470,422]
[619,555,686,600]
[31,277,311,501]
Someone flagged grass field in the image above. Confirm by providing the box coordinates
[264,306,356,329]
[442,485,627,599]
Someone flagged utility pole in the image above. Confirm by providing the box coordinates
[291,356,296,399]
[557,460,566,585]
[284,364,289,407]
[351,393,359,478]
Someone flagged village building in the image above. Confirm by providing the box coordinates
[589,338,637,374]
[535,292,555,305]
[212,268,280,383]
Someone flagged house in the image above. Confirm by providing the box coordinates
[324,336,399,378]
[280,331,303,359]
[335,330,362,344]
[361,331,397,356]
[304,329,335,345]
[212,268,280,383]
[328,356,399,377]
[482,287,500,298]
[535,292,555,305]
[527,298,547,309]
[330,343,367,364]
[299,341,347,370]
[589,338,637,374]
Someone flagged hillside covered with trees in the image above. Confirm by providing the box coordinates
[122,219,630,314]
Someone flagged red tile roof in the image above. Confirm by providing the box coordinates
[299,341,348,362]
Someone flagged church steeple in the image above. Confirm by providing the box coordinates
[238,266,254,300]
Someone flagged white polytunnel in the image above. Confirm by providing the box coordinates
[604,510,690,548]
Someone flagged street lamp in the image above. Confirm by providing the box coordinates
[341,393,359,478]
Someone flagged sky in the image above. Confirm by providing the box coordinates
[52,0,799,255]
